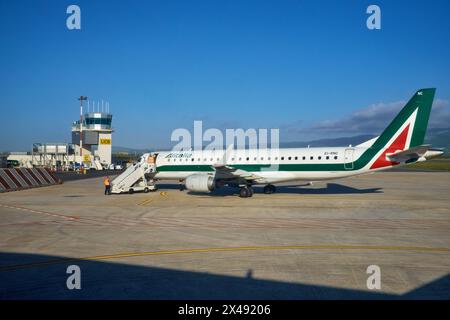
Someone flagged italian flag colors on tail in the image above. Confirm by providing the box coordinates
[365,88,436,169]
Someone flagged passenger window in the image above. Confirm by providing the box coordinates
[310,156,313,160]
[302,156,305,160]
[246,157,249,161]
[318,156,322,160]
[281,157,284,160]
[334,156,338,160]
[288,157,292,160]
[295,156,298,160]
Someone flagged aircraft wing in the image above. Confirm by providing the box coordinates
[387,144,431,163]
[212,164,268,183]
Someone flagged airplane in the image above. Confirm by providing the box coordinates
[111,88,444,197]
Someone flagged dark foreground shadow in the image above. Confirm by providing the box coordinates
[1,252,448,299]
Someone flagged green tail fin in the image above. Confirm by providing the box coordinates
[372,88,436,151]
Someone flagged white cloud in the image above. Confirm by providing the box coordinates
[286,98,450,138]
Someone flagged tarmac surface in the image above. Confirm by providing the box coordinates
[1,171,449,299]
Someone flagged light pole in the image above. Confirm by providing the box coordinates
[78,96,88,170]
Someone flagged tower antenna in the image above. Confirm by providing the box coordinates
[77,96,88,169]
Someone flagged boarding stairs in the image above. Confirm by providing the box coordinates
[110,153,157,194]
[93,159,104,170]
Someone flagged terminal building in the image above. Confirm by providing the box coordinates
[6,101,114,170]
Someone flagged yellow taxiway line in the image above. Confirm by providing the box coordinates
[1,244,449,272]
[137,192,168,206]
[137,198,153,206]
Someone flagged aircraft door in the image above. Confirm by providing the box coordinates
[344,148,354,170]
[147,153,158,173]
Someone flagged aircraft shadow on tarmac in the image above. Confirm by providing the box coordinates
[272,183,383,195]
[0,252,448,299]
[153,183,383,197]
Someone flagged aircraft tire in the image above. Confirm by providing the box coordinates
[263,184,276,194]
[239,187,250,198]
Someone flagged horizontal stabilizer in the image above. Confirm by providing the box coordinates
[386,144,431,163]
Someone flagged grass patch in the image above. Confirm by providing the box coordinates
[404,157,450,171]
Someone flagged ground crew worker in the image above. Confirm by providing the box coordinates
[104,176,111,195]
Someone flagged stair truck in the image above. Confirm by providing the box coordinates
[110,153,157,194]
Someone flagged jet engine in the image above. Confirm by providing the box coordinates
[185,174,215,192]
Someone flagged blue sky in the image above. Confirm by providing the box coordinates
[1,0,449,151]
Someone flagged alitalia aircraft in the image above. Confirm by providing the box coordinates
[111,88,443,197]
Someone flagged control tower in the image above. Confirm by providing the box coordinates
[71,110,113,168]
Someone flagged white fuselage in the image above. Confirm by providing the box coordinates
[151,147,381,184]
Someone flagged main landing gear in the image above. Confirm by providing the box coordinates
[239,186,254,198]
[263,184,276,194]
[239,184,276,197]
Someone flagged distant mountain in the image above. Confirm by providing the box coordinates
[425,128,450,151]
[280,129,450,150]
[113,135,376,154]
[112,146,154,154]
[113,129,450,154]
[279,135,376,148]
